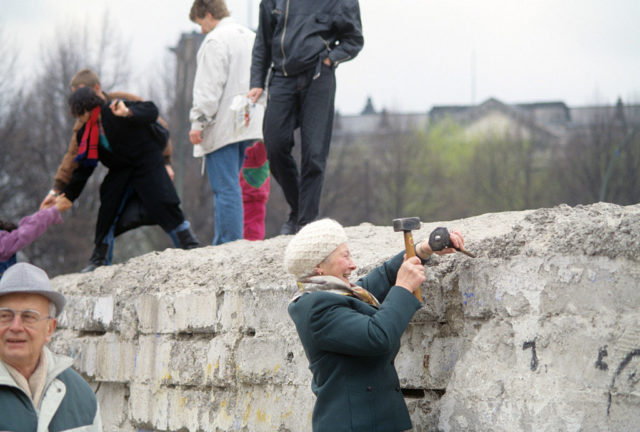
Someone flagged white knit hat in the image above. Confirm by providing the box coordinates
[284,219,348,279]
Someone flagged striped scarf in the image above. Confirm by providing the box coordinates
[74,106,104,166]
[292,275,381,308]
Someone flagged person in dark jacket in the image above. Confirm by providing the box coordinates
[63,87,199,271]
[248,0,364,234]
[40,69,176,272]
[284,219,464,432]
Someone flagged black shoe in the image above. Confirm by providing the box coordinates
[80,243,109,273]
[80,263,101,273]
[176,226,200,249]
[280,220,300,235]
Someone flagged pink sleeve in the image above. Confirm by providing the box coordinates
[0,207,63,260]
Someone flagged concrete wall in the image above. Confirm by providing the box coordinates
[49,203,640,431]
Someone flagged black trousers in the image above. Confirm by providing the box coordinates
[263,64,336,226]
[95,154,184,246]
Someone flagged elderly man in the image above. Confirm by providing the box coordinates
[0,263,102,431]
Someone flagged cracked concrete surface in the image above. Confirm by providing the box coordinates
[49,202,640,431]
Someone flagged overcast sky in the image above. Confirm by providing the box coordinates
[2,0,639,114]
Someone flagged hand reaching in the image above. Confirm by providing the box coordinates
[54,194,72,213]
[40,193,57,210]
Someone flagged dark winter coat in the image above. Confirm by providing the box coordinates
[250,0,363,86]
[288,252,422,432]
[63,99,183,244]
[51,91,172,193]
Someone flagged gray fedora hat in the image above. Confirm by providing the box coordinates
[0,263,66,317]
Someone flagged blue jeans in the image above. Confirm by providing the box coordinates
[205,140,252,245]
[102,188,133,265]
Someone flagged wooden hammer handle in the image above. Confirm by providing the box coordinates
[403,231,416,257]
[403,231,422,302]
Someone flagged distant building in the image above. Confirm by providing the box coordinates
[331,96,640,148]
[170,33,638,152]
[430,97,640,144]
[430,98,562,145]
[361,96,376,115]
[332,97,429,147]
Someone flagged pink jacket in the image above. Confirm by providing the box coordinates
[0,207,62,261]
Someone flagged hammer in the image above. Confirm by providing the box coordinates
[392,217,422,301]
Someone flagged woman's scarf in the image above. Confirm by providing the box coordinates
[74,106,106,166]
[292,275,381,308]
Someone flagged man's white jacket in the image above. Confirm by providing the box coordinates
[0,346,102,431]
[190,17,264,158]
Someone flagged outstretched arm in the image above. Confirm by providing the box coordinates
[0,207,63,260]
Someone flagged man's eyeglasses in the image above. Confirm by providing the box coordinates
[0,307,52,328]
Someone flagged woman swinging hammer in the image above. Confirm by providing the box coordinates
[284,218,464,431]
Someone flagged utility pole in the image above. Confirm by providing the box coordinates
[171,32,205,199]
[470,49,476,106]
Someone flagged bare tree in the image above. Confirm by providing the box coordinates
[0,26,19,121]
[465,130,555,214]
[555,109,639,206]
[0,14,137,276]
[0,28,23,229]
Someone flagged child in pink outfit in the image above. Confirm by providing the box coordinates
[0,195,72,276]
[239,141,270,240]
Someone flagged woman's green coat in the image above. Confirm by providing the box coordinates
[288,252,422,432]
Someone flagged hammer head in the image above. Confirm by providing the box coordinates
[392,217,421,232]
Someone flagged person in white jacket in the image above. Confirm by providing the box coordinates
[189,0,265,245]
